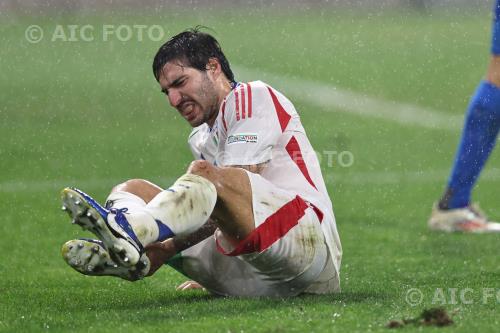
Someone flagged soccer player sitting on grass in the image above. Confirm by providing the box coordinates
[60,29,342,296]
[428,0,500,233]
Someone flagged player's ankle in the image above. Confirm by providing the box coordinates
[437,188,453,210]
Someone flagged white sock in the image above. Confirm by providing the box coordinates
[106,174,217,246]
[144,173,217,236]
[105,191,160,246]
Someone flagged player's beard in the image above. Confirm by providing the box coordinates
[196,72,220,127]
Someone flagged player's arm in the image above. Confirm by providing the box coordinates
[229,161,269,174]
[172,218,218,252]
[145,218,217,276]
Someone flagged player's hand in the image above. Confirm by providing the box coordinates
[144,239,176,276]
[176,280,205,291]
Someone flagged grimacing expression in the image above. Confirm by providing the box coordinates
[158,61,219,127]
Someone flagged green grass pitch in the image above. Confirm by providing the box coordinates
[2,6,500,332]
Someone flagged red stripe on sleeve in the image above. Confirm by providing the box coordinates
[235,89,240,121]
[285,136,318,190]
[240,84,246,119]
[221,100,228,131]
[267,87,290,132]
[247,83,252,118]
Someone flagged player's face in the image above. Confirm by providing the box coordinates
[158,60,220,127]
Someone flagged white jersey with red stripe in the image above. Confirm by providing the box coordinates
[188,80,341,276]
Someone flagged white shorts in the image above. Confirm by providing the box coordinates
[173,171,338,297]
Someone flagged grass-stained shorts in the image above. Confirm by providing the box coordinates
[173,170,337,297]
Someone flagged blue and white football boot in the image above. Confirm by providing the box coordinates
[61,238,150,281]
[61,187,143,267]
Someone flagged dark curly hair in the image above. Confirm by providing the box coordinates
[152,27,234,83]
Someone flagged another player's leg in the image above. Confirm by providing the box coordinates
[428,0,500,233]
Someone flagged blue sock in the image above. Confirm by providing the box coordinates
[492,0,500,54]
[155,219,175,241]
[443,81,500,209]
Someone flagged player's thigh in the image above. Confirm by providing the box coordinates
[188,160,255,240]
[215,172,330,296]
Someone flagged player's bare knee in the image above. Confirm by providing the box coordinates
[188,160,212,174]
[187,160,219,180]
[112,179,147,193]
[111,179,155,197]
[110,179,162,203]
[187,160,225,193]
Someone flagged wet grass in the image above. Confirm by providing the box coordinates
[1,6,500,332]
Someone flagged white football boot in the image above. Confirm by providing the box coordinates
[428,203,500,233]
[61,187,144,267]
[61,238,150,281]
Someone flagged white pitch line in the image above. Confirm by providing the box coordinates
[326,167,500,185]
[0,67,480,193]
[3,169,500,193]
[0,177,175,194]
[234,66,464,131]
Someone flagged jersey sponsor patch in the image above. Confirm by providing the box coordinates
[227,133,258,145]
